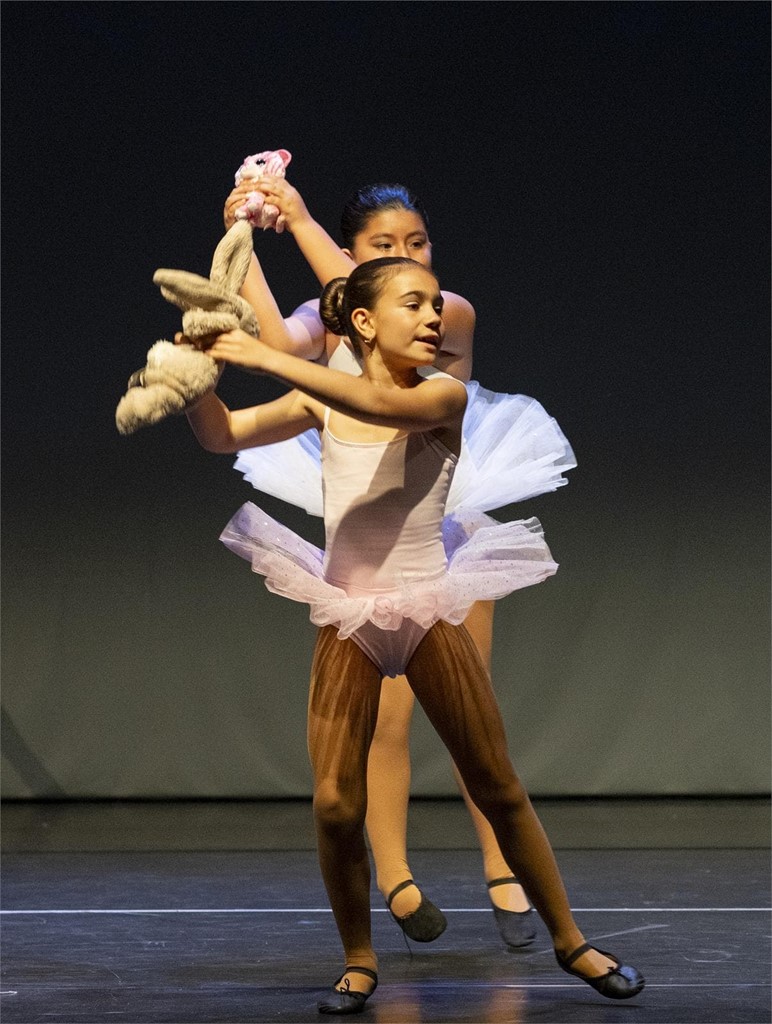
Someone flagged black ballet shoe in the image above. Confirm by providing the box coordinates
[317,966,378,1015]
[386,879,447,942]
[486,876,537,949]
[555,942,645,1000]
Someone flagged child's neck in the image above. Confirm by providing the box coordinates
[362,352,423,390]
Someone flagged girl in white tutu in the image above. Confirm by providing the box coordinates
[221,177,575,945]
[185,257,644,1013]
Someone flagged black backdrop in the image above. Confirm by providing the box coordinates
[2,1,769,798]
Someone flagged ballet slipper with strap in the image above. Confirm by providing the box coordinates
[486,875,537,948]
[386,879,447,942]
[317,966,378,1015]
[555,942,645,999]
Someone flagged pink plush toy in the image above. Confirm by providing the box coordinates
[234,149,292,232]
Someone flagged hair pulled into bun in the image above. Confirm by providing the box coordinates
[318,257,438,353]
[319,277,349,337]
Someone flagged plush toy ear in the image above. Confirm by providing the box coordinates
[154,270,259,342]
[153,269,234,314]
[209,220,254,292]
[155,221,253,310]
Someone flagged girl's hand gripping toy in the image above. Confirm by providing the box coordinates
[233,149,292,232]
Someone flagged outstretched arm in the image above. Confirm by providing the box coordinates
[185,387,318,454]
[205,330,467,433]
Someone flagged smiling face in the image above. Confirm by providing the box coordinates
[345,209,433,268]
[352,264,444,368]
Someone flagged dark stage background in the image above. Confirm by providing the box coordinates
[2,2,769,799]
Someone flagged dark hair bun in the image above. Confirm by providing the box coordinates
[319,277,348,335]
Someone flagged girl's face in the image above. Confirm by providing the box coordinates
[346,209,432,267]
[354,266,444,368]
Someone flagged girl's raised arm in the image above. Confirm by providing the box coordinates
[234,249,325,360]
[232,176,356,285]
[223,177,354,363]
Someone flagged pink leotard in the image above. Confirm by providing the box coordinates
[321,408,457,675]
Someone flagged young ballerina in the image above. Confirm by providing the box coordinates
[184,257,644,1013]
[218,177,575,947]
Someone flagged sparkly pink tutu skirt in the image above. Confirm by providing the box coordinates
[220,503,558,641]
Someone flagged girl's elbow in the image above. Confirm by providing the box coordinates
[194,432,236,455]
[209,439,239,455]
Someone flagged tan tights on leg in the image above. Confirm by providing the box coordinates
[402,620,583,953]
[363,673,417,914]
[365,601,529,915]
[452,602,530,911]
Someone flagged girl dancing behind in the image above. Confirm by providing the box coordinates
[223,178,576,946]
[185,257,644,1013]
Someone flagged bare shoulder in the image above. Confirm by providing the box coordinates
[435,291,475,381]
[288,296,342,365]
[290,296,321,318]
[419,372,468,410]
[439,292,475,340]
[284,297,326,360]
[417,375,465,452]
[441,290,476,323]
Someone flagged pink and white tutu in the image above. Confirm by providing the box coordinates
[220,502,558,643]
[233,381,576,518]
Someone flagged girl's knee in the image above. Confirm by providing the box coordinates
[467,773,529,820]
[313,778,366,834]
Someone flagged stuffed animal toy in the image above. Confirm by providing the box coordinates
[115,219,259,435]
[234,149,292,232]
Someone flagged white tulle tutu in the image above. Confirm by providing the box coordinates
[220,502,558,641]
[233,382,576,518]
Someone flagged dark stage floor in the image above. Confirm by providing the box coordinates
[1,798,770,1024]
